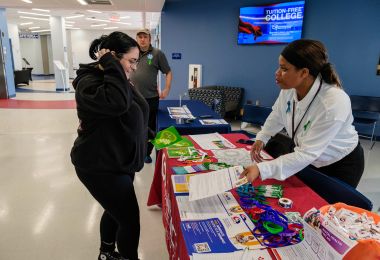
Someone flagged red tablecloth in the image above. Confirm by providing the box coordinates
[147,133,328,260]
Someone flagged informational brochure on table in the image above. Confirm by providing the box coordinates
[189,133,236,150]
[176,192,265,255]
[188,166,245,201]
[199,119,228,125]
[168,105,195,119]
[191,249,272,260]
[171,166,246,201]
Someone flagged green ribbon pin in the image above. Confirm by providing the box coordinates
[303,120,311,131]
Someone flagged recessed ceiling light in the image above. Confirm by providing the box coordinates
[91,23,107,27]
[18,11,50,17]
[22,0,33,3]
[115,21,131,25]
[65,15,85,19]
[31,29,51,33]
[20,22,33,25]
[67,27,80,30]
[87,17,130,25]
[77,0,88,5]
[29,26,40,29]
[104,27,118,30]
[65,21,75,24]
[20,16,49,21]
[120,16,130,19]
[87,10,102,14]
[65,24,73,27]
[32,8,50,12]
[86,17,109,23]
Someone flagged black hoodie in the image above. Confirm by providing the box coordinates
[71,52,149,174]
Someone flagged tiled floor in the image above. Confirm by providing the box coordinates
[0,80,379,259]
[0,80,168,260]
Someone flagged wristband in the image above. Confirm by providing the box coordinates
[279,229,296,238]
[262,234,290,247]
[288,223,303,232]
[263,221,284,234]
[253,223,271,237]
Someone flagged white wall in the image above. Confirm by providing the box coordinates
[7,23,22,70]
[67,29,138,77]
[19,29,140,77]
[19,36,44,74]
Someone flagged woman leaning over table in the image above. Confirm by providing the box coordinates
[242,39,364,188]
[71,31,147,260]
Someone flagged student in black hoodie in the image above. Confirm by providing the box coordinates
[71,32,147,260]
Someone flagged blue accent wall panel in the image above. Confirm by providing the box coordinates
[161,0,380,105]
[0,8,16,98]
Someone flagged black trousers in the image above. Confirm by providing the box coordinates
[145,96,160,156]
[312,142,365,188]
[75,168,140,260]
[265,135,365,188]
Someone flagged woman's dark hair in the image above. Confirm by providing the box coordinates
[281,39,342,88]
[89,31,139,60]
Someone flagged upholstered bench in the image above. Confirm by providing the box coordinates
[188,86,244,117]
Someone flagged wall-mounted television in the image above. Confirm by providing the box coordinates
[238,1,305,45]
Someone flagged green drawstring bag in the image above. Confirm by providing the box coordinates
[151,126,182,150]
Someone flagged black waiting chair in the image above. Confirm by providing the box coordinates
[350,95,380,149]
[297,166,373,211]
[14,70,30,86]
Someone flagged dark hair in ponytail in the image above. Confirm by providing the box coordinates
[89,31,139,60]
[281,39,342,88]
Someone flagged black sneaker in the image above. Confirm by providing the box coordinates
[98,251,127,260]
[144,155,152,164]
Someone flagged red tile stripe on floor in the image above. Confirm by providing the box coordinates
[0,99,76,109]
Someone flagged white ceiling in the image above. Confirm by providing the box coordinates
[0,0,165,32]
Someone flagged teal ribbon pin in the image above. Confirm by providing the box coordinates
[286,101,291,113]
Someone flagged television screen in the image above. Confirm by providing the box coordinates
[238,1,305,45]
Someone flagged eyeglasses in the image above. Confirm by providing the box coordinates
[116,53,139,67]
[128,59,139,66]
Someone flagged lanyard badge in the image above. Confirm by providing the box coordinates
[147,53,153,65]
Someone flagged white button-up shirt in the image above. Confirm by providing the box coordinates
[256,76,358,181]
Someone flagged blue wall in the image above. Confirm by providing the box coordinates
[161,0,380,106]
[0,8,16,98]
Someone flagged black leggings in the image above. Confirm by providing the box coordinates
[75,168,140,260]
[312,142,365,188]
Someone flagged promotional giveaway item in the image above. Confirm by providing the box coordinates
[272,203,380,260]
[244,201,304,248]
[235,183,304,248]
[151,126,182,149]
[278,198,293,208]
